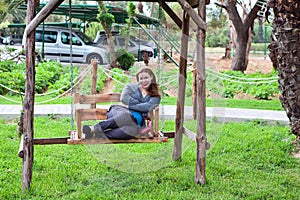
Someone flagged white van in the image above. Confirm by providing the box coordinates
[23,26,108,64]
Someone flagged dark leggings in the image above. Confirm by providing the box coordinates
[97,105,139,140]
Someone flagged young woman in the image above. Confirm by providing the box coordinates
[82,67,161,140]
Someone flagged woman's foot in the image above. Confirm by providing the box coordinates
[93,124,105,138]
[82,125,94,139]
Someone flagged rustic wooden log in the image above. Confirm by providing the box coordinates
[192,62,197,120]
[90,60,98,109]
[177,0,206,31]
[34,137,69,145]
[172,10,189,161]
[22,0,36,191]
[25,0,64,36]
[195,0,207,185]
[160,1,182,29]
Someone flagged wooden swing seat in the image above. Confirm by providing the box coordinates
[68,92,167,144]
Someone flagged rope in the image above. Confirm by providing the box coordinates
[102,67,135,79]
[157,6,165,132]
[206,68,277,81]
[0,64,92,104]
[0,64,91,96]
[0,94,22,103]
[69,0,75,142]
[98,66,128,86]
[206,70,278,84]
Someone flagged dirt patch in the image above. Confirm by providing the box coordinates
[100,78,115,94]
[206,55,273,74]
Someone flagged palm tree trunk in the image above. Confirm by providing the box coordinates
[268,0,300,137]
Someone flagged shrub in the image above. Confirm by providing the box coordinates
[116,48,135,70]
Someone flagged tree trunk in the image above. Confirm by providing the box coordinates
[231,29,248,72]
[97,1,117,69]
[268,0,300,137]
[218,0,263,72]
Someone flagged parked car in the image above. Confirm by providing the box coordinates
[130,36,156,50]
[3,34,23,45]
[22,26,108,64]
[94,30,156,50]
[94,32,154,60]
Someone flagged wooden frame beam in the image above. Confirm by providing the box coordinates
[195,0,207,185]
[172,9,190,161]
[25,0,64,36]
[177,0,206,31]
[160,1,182,29]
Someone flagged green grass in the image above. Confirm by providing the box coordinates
[0,117,299,199]
[0,95,283,111]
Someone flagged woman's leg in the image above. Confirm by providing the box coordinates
[104,125,138,139]
[98,112,136,130]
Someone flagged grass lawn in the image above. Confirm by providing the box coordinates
[0,117,299,199]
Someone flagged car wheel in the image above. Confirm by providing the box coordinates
[86,54,103,64]
[9,40,15,45]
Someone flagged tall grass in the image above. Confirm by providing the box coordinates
[0,117,298,199]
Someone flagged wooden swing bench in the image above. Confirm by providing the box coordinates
[68,92,168,144]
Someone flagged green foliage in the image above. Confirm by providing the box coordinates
[206,70,279,99]
[111,68,131,93]
[0,60,15,72]
[127,2,136,17]
[96,68,106,92]
[0,60,78,96]
[97,7,114,28]
[251,43,270,52]
[206,7,230,47]
[252,21,272,43]
[206,27,230,47]
[84,22,103,39]
[116,48,135,70]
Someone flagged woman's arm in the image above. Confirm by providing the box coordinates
[120,83,140,105]
[128,97,160,113]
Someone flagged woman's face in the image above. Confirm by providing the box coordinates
[138,72,152,89]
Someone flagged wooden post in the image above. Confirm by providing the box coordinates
[172,10,190,161]
[192,62,197,120]
[90,60,98,109]
[195,0,207,185]
[22,0,36,190]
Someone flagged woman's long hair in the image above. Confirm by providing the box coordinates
[136,67,161,97]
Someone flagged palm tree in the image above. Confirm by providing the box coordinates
[268,0,300,137]
[0,0,26,23]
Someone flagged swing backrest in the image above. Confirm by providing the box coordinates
[74,92,159,139]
